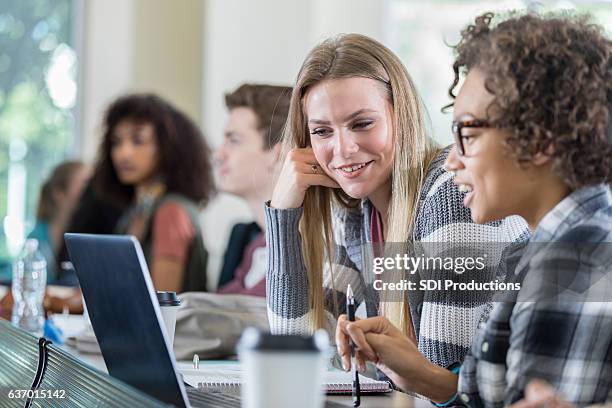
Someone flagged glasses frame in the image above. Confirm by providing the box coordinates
[451,119,491,156]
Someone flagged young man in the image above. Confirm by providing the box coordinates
[215,84,291,296]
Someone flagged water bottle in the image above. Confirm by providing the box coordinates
[12,239,47,336]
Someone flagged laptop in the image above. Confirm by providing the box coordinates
[65,233,347,408]
[65,233,240,408]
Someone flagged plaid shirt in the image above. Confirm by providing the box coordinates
[457,184,612,408]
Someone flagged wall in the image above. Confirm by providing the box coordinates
[80,0,135,161]
[132,0,204,124]
[200,0,387,287]
[80,0,204,161]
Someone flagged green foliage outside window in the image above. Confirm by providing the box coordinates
[0,0,77,281]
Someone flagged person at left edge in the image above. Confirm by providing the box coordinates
[28,160,90,284]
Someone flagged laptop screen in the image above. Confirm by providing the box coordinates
[65,233,189,407]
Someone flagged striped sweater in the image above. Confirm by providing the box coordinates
[264,147,530,368]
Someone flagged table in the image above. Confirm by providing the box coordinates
[63,345,422,407]
[52,316,425,407]
[1,285,428,407]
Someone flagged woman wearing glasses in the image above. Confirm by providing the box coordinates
[336,12,612,407]
[265,33,529,370]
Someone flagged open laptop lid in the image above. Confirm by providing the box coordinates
[65,233,189,407]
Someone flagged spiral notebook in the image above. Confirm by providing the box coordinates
[178,362,392,395]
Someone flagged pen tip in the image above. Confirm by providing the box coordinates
[347,284,353,298]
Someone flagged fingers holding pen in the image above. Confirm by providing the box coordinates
[336,314,353,371]
[346,323,377,362]
[337,314,378,372]
[355,350,368,373]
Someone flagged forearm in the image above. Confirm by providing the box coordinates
[265,203,312,334]
[151,257,184,293]
[415,362,459,404]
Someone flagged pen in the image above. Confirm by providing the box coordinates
[347,284,360,407]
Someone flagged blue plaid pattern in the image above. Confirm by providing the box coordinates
[457,184,612,408]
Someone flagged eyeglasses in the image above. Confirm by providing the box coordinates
[451,119,491,156]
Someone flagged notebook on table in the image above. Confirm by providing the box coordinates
[324,370,392,394]
[177,362,393,395]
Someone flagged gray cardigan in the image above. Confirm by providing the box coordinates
[264,147,530,368]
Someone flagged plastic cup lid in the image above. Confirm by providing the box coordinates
[238,328,329,353]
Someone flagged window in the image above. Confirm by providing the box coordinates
[0,0,80,282]
[386,0,612,145]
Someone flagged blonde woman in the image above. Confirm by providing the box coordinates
[266,33,529,368]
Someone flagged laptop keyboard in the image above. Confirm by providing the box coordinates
[187,388,241,407]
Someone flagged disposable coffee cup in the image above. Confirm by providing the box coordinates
[238,328,329,408]
[156,291,181,347]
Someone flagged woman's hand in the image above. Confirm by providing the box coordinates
[336,315,424,392]
[0,291,13,320]
[336,315,458,402]
[270,148,339,209]
[1,288,84,320]
[44,289,84,315]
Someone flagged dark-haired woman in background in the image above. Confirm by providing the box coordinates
[93,94,215,293]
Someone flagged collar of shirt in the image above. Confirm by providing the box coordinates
[531,183,612,242]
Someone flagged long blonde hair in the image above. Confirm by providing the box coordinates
[283,34,440,333]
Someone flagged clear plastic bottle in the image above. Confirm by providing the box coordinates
[12,239,47,336]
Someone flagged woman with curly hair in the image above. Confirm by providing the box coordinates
[93,94,215,293]
[336,12,612,407]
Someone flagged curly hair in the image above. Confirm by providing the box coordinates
[92,93,216,207]
[447,12,612,189]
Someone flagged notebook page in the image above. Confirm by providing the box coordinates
[324,370,391,393]
[177,362,391,394]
